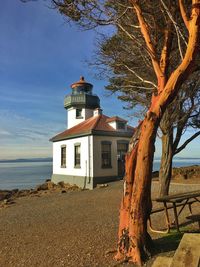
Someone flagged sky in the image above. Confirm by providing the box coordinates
[0,0,199,160]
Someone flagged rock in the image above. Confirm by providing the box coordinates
[172,165,200,181]
[46,181,56,190]
[3,199,8,204]
[36,183,48,191]
[11,189,19,194]
[61,190,66,193]
[152,171,159,178]
[29,189,38,195]
[97,184,108,188]
[57,181,65,188]
[0,191,12,201]
[17,190,31,197]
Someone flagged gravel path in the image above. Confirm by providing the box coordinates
[0,181,200,267]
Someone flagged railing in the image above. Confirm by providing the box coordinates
[64,94,100,108]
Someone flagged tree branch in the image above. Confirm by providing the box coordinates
[122,64,157,88]
[179,0,189,30]
[160,0,187,60]
[129,1,163,81]
[175,130,200,154]
[160,27,173,78]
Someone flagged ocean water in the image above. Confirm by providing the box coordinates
[0,159,200,190]
[0,162,52,190]
[153,158,200,171]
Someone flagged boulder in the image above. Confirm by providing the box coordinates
[16,190,31,197]
[36,183,48,191]
[46,181,56,190]
[97,184,108,189]
[0,191,12,201]
[57,181,65,188]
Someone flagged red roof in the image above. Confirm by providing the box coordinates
[50,114,134,142]
[106,116,127,123]
[71,76,92,89]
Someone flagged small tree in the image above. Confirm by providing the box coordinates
[159,78,200,196]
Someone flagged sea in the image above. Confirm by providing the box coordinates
[0,158,200,190]
[0,162,52,190]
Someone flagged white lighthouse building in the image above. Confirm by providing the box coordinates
[50,77,134,189]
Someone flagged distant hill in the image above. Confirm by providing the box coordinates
[154,157,200,160]
[0,158,53,163]
[174,157,200,160]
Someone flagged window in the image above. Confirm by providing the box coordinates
[74,144,81,167]
[101,141,112,168]
[61,145,66,168]
[76,108,82,118]
[117,122,125,130]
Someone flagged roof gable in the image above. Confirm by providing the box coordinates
[50,114,134,142]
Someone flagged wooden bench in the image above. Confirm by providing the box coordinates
[149,191,200,233]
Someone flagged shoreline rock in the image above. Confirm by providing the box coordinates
[0,180,81,208]
[152,165,200,181]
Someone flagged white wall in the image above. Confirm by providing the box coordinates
[67,107,94,128]
[108,121,117,129]
[93,136,130,177]
[53,135,93,178]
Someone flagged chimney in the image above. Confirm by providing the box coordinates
[93,108,103,116]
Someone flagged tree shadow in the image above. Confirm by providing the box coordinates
[151,227,200,257]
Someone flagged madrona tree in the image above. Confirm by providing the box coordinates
[91,4,200,197]
[112,2,199,264]
[27,0,200,265]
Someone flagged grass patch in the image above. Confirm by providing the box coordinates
[165,230,183,243]
[153,230,185,255]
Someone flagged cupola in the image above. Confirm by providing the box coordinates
[64,76,100,110]
[64,76,101,129]
[71,76,93,95]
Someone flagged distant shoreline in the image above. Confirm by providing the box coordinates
[1,157,200,164]
[0,158,52,163]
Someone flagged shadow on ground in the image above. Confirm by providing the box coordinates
[152,227,200,255]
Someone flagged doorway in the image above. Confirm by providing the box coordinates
[117,141,128,177]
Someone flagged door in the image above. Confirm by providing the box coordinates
[117,142,128,177]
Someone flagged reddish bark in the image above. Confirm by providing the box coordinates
[115,1,200,265]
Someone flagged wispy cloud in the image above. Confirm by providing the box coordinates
[0,107,65,159]
[0,129,12,136]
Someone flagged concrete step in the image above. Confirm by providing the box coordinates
[152,256,172,267]
[170,233,200,267]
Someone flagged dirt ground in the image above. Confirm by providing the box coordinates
[0,179,199,267]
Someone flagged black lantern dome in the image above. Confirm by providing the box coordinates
[64,76,100,109]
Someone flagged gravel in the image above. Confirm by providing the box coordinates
[0,181,199,267]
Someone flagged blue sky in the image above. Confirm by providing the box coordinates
[0,0,199,160]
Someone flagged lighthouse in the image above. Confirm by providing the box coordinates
[51,76,134,189]
[64,76,100,129]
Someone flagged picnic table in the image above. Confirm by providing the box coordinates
[149,190,200,233]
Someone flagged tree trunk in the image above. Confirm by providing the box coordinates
[159,130,173,196]
[115,115,159,265]
[115,2,200,265]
